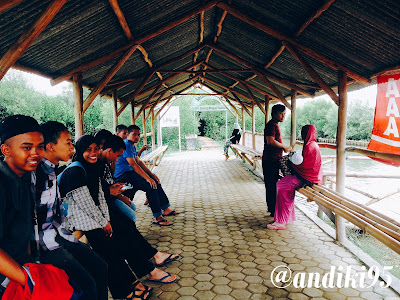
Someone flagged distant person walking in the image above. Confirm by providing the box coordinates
[262,104,291,219]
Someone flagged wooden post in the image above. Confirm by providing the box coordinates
[241,107,246,146]
[73,73,84,141]
[265,96,270,123]
[130,102,135,125]
[112,90,118,130]
[252,104,256,149]
[157,112,163,147]
[142,110,147,149]
[336,70,348,243]
[290,90,297,147]
[151,110,156,149]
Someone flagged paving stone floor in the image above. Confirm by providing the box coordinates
[122,149,399,299]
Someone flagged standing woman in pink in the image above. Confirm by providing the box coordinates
[267,124,323,230]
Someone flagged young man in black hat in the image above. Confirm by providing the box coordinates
[0,115,45,294]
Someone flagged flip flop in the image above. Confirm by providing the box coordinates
[267,223,287,230]
[163,210,180,216]
[153,219,172,226]
[147,272,177,284]
[156,254,180,267]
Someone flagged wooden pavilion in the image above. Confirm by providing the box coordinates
[1,0,400,246]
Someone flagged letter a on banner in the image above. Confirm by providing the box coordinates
[368,75,400,166]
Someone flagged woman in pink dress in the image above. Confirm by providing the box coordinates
[267,124,323,230]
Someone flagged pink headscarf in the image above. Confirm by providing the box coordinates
[292,124,323,184]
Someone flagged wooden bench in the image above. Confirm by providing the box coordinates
[230,144,262,169]
[141,145,169,171]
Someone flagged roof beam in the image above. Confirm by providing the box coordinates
[217,2,370,85]
[241,82,267,115]
[255,72,291,108]
[193,11,205,69]
[51,0,218,85]
[264,0,335,69]
[284,42,339,104]
[222,96,241,116]
[108,0,133,41]
[230,92,252,116]
[83,45,138,112]
[0,0,24,12]
[209,43,314,97]
[0,0,67,80]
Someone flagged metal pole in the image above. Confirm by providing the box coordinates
[336,70,348,243]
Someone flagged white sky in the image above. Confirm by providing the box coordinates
[4,69,378,108]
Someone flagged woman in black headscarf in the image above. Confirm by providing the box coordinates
[58,136,177,300]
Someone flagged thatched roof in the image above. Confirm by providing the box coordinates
[1,0,399,116]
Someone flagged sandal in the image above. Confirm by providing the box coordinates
[267,223,287,230]
[156,254,180,267]
[163,210,180,217]
[153,219,172,226]
[130,281,152,300]
[148,272,177,283]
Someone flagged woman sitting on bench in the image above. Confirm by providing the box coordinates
[268,124,323,230]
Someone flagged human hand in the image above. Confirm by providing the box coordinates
[147,178,157,189]
[152,174,160,183]
[109,182,125,196]
[141,145,149,152]
[284,145,292,153]
[103,222,113,237]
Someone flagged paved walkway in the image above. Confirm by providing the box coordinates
[131,149,399,299]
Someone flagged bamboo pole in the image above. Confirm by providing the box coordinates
[336,70,348,242]
[299,187,400,254]
[73,73,84,141]
[242,107,246,146]
[265,96,270,123]
[346,147,400,163]
[290,90,297,147]
[314,185,400,228]
[252,105,256,149]
[112,90,118,130]
[151,110,155,149]
[130,102,135,125]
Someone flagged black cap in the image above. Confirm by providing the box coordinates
[0,115,41,144]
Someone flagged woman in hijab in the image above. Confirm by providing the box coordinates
[58,135,177,300]
[224,123,242,160]
[267,124,323,230]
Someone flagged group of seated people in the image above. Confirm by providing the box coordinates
[0,115,180,300]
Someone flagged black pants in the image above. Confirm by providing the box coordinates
[262,158,280,216]
[118,170,170,217]
[40,238,108,300]
[84,210,157,298]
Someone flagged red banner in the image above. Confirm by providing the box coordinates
[368,75,400,166]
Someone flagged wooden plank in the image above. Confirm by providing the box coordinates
[217,2,370,85]
[108,0,132,40]
[209,44,315,98]
[284,42,339,104]
[83,45,137,112]
[51,0,218,85]
[255,72,291,108]
[0,0,67,80]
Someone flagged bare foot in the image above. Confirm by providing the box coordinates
[148,268,177,283]
[154,252,180,266]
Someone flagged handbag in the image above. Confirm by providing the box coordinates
[279,152,295,176]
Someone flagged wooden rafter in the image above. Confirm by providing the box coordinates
[264,0,335,69]
[242,82,267,115]
[284,42,339,104]
[209,43,314,97]
[217,2,370,85]
[0,0,67,80]
[255,72,291,108]
[193,11,205,69]
[201,62,279,100]
[230,92,252,116]
[0,0,24,12]
[108,0,133,41]
[158,69,253,73]
[222,96,241,116]
[51,0,219,85]
[137,45,164,81]
[83,45,138,112]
